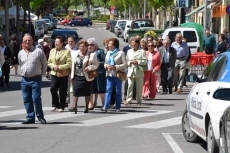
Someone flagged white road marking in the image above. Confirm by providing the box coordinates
[126,116,181,129]
[0,107,51,118]
[60,110,173,127]
[0,106,13,109]
[162,133,184,153]
[2,112,86,125]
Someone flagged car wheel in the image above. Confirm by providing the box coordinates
[125,38,128,43]
[123,38,125,42]
[207,121,219,153]
[219,124,226,153]
[87,24,91,27]
[71,24,75,27]
[182,109,200,142]
[64,23,67,26]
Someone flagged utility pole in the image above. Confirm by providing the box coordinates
[129,5,131,20]
[204,0,207,33]
[144,0,146,19]
[16,0,20,45]
[5,0,9,45]
[87,0,90,18]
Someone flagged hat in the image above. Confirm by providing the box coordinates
[38,39,44,44]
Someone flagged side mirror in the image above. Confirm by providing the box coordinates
[127,25,130,28]
[185,74,199,83]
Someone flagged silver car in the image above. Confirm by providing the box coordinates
[37,19,48,34]
[114,20,127,37]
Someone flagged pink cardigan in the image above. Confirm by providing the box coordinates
[145,51,161,72]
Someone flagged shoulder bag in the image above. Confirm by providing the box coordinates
[86,53,98,79]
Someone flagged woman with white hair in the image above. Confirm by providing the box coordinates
[87,38,106,110]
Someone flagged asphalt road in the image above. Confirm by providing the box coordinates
[0,24,208,153]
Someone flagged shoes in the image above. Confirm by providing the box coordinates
[88,102,97,110]
[58,109,64,112]
[177,88,182,93]
[142,96,148,100]
[84,109,88,113]
[169,91,172,94]
[51,107,56,112]
[69,107,77,114]
[157,87,160,93]
[161,91,167,95]
[38,118,47,124]
[137,102,141,105]
[115,109,120,112]
[124,101,131,105]
[101,107,108,112]
[174,88,178,92]
[21,120,35,124]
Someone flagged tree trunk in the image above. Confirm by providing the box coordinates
[163,8,167,29]
[152,7,157,29]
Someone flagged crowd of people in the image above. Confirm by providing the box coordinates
[0,31,193,124]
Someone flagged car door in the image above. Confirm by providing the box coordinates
[226,108,230,152]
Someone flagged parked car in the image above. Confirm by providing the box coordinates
[42,16,57,29]
[182,52,230,153]
[219,92,230,153]
[106,20,114,30]
[42,18,53,31]
[114,20,127,36]
[123,20,132,42]
[110,20,117,33]
[115,22,126,37]
[68,18,92,27]
[33,21,43,40]
[162,27,200,54]
[37,19,48,34]
[51,29,82,42]
[60,18,71,26]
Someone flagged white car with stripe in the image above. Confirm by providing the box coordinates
[182,81,230,153]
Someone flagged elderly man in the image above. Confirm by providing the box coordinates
[203,29,216,55]
[159,38,177,94]
[18,35,47,124]
[171,33,189,93]
[36,39,44,50]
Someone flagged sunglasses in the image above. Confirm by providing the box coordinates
[88,44,95,46]
[148,45,154,47]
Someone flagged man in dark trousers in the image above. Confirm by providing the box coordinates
[159,38,177,94]
[0,39,12,88]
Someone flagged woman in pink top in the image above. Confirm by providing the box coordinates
[142,42,161,99]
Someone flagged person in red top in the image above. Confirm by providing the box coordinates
[142,41,161,99]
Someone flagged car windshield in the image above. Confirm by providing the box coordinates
[51,30,79,40]
[133,20,153,28]
[43,19,50,23]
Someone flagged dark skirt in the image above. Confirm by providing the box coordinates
[92,78,106,94]
[10,57,19,65]
[72,75,92,97]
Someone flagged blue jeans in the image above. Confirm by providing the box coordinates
[103,76,122,109]
[21,76,44,121]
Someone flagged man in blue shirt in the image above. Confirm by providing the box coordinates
[171,33,189,93]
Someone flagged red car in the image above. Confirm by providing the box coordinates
[60,19,70,26]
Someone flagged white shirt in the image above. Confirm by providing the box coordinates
[147,53,153,70]
[163,48,169,63]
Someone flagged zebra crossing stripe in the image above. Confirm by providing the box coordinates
[125,116,181,129]
[59,110,173,127]
[0,106,13,109]
[0,107,51,118]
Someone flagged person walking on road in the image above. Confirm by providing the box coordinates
[171,33,189,93]
[159,39,177,94]
[18,35,47,124]
[48,36,72,112]
[0,39,11,88]
[9,34,19,76]
[203,29,216,55]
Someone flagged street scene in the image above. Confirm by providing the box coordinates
[0,24,207,153]
[0,0,230,153]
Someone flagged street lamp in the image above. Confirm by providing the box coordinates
[204,0,207,33]
[144,0,146,19]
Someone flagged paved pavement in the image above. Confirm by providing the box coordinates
[0,25,208,153]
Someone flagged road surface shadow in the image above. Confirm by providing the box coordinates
[0,126,38,130]
[0,81,51,92]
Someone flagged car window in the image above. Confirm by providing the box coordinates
[51,30,79,40]
[168,31,180,42]
[183,31,197,42]
[213,89,230,101]
[207,55,227,81]
[133,20,153,28]
[201,55,227,81]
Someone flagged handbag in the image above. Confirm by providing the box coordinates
[117,71,126,81]
[86,53,98,79]
[138,64,148,72]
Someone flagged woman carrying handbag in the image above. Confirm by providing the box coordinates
[69,40,99,113]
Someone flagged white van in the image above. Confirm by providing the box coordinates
[162,27,200,54]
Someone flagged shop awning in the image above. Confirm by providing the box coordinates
[185,4,205,17]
